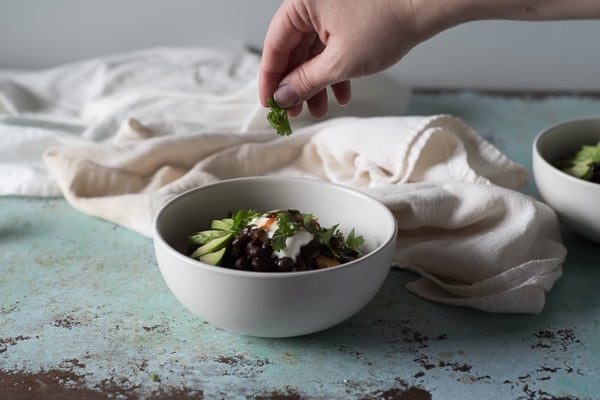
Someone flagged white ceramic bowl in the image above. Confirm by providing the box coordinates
[153,177,397,337]
[532,117,600,243]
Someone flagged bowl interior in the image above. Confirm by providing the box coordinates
[535,117,600,168]
[155,177,396,267]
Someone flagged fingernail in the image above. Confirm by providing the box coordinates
[273,84,299,108]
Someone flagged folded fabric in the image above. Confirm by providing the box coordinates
[0,47,261,195]
[372,182,564,313]
[1,46,565,314]
[0,46,410,196]
[43,113,565,314]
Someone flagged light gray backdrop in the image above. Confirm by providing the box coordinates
[1,0,599,91]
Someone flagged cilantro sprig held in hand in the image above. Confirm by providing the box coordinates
[267,98,293,136]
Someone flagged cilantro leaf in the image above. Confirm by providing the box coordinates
[231,209,261,234]
[267,98,293,136]
[271,211,301,251]
[345,228,365,251]
[313,224,339,252]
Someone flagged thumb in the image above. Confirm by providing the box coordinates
[273,54,337,108]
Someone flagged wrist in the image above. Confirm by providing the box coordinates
[405,0,600,31]
[394,0,474,45]
[400,0,548,41]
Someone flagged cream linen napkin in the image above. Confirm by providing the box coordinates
[43,113,565,314]
[4,47,562,313]
[0,47,409,196]
[0,47,262,195]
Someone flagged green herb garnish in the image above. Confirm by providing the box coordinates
[345,228,365,251]
[231,209,261,234]
[271,211,300,251]
[560,141,600,183]
[267,98,292,136]
[313,224,338,252]
[187,209,365,268]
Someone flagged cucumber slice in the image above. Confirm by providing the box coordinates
[188,229,230,246]
[198,247,227,266]
[191,232,233,258]
[210,218,234,231]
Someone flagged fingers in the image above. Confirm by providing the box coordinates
[331,80,351,106]
[306,88,328,119]
[286,103,303,118]
[258,2,304,108]
[273,83,301,109]
[258,0,352,117]
[275,50,338,99]
[271,33,320,108]
[268,54,349,118]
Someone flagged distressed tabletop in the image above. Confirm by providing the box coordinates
[1,91,599,400]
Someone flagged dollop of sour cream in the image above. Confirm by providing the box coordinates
[250,214,314,261]
[274,230,313,261]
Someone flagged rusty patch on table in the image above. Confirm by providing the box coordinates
[369,387,431,400]
[370,318,448,348]
[0,335,31,354]
[530,328,582,352]
[498,328,585,399]
[337,343,364,360]
[0,368,205,400]
[254,387,302,400]
[1,301,21,316]
[340,378,432,400]
[360,379,432,400]
[521,384,579,400]
[214,353,270,368]
[54,315,82,329]
[412,353,476,375]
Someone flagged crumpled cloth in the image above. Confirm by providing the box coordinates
[0,46,409,196]
[0,47,565,314]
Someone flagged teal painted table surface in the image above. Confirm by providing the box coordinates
[2,92,599,400]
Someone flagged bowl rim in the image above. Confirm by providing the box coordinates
[533,116,600,190]
[152,176,398,279]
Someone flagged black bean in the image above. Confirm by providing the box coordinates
[248,245,268,257]
[300,240,320,259]
[305,256,318,270]
[250,229,268,241]
[251,256,273,272]
[330,236,345,252]
[230,245,244,259]
[293,257,309,272]
[276,257,294,272]
[247,238,263,249]
[591,162,600,183]
[234,257,250,270]
[232,235,249,248]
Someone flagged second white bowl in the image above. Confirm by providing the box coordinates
[533,117,600,243]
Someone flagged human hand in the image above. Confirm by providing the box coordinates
[259,0,429,118]
[259,0,600,119]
